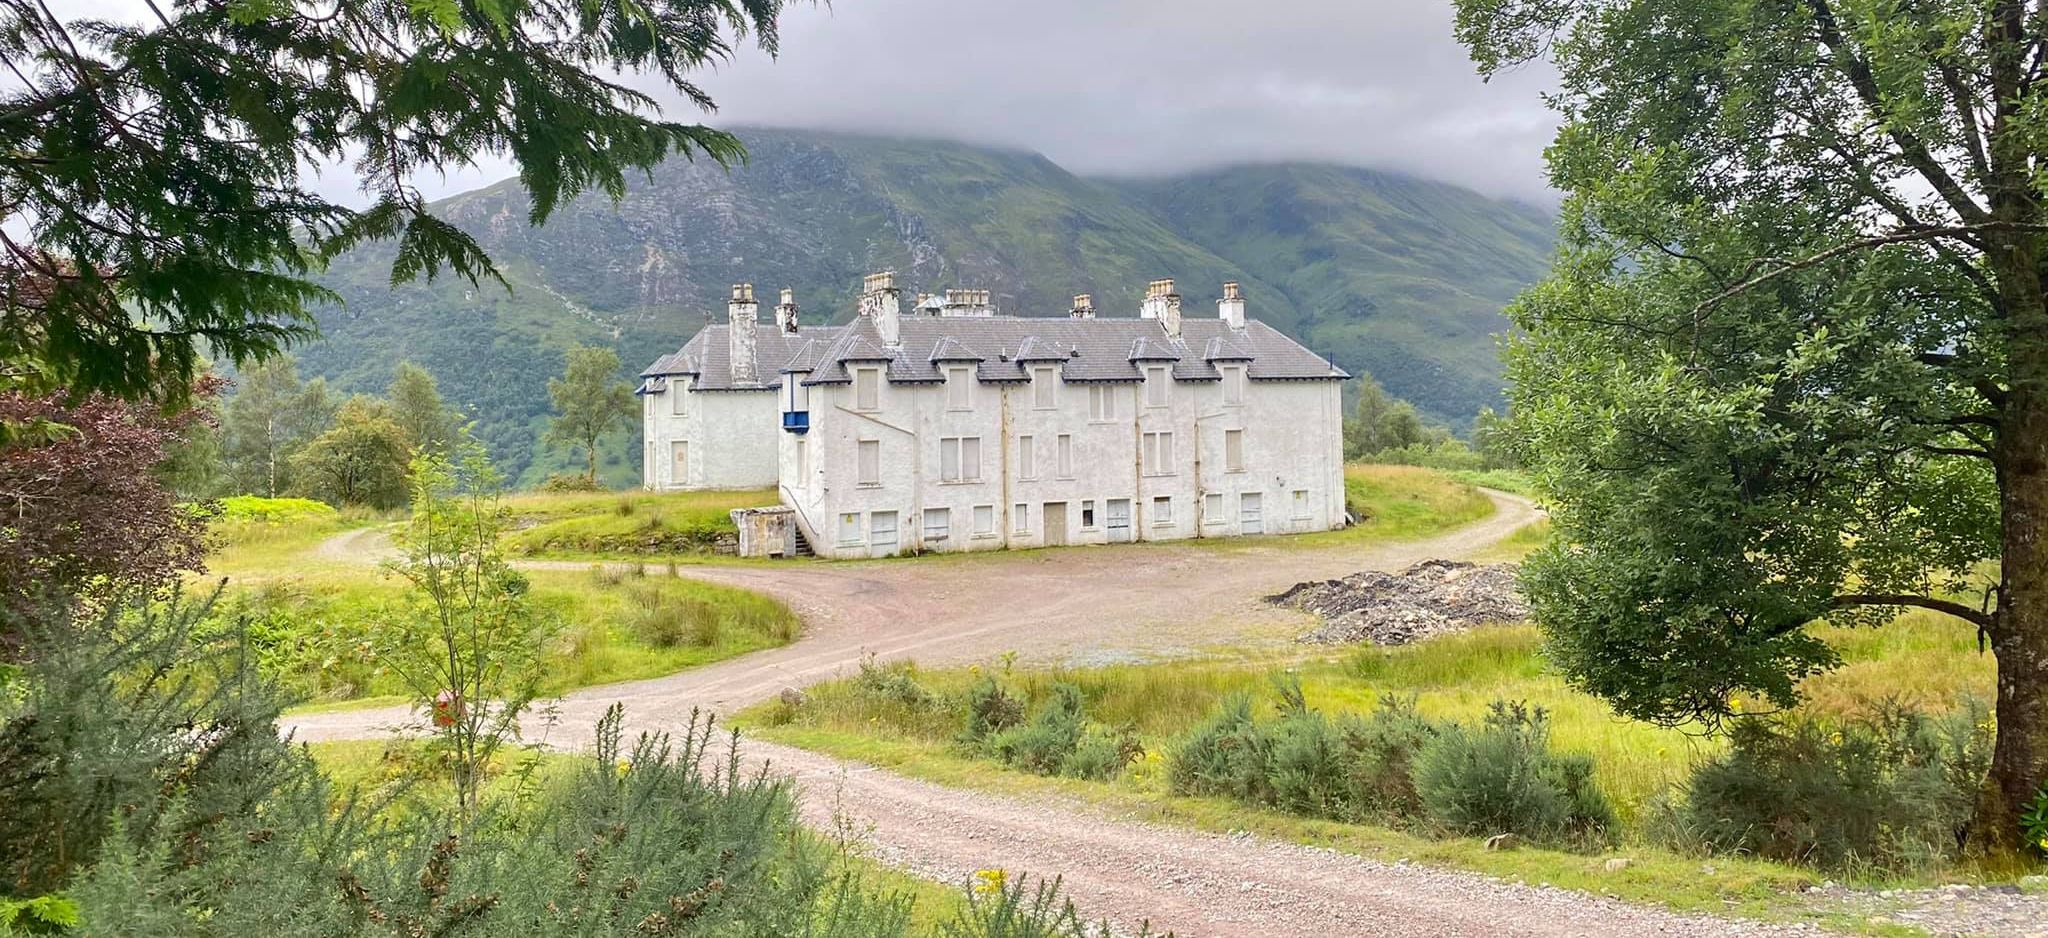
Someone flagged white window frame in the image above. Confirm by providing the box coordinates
[973,504,996,537]
[1033,367,1058,409]
[795,437,808,479]
[1144,366,1169,407]
[857,439,881,486]
[924,507,950,542]
[1152,495,1174,526]
[1055,434,1074,479]
[670,379,688,416]
[838,511,863,545]
[940,436,982,483]
[946,366,973,411]
[1203,492,1224,523]
[1013,502,1029,534]
[1224,428,1245,473]
[854,366,881,411]
[1017,434,1036,480]
[1089,384,1118,421]
[1080,499,1097,529]
[1143,431,1175,477]
[1223,365,1246,405]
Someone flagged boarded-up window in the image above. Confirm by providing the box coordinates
[1223,365,1246,405]
[1225,429,1244,472]
[671,381,688,415]
[973,504,995,535]
[1056,434,1074,478]
[1153,495,1173,525]
[946,366,973,410]
[940,436,981,482]
[1089,385,1117,421]
[925,507,950,541]
[1143,431,1174,475]
[858,439,880,485]
[1012,502,1029,533]
[1017,435,1035,479]
[855,367,880,410]
[670,440,689,487]
[1033,367,1057,409]
[1145,367,1169,407]
[1204,492,1224,522]
[838,512,861,544]
[1293,488,1311,519]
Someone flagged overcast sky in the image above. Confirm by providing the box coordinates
[64,0,1561,205]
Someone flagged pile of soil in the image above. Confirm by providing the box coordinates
[1272,559,1527,645]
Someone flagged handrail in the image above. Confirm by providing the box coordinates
[779,483,823,550]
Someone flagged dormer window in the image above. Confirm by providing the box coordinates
[854,366,881,411]
[671,378,689,416]
[1144,366,1170,407]
[1033,367,1057,409]
[1222,365,1247,405]
[946,365,973,410]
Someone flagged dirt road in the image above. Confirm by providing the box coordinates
[281,494,1831,936]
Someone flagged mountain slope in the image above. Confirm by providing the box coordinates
[295,129,1552,484]
[1104,164,1556,422]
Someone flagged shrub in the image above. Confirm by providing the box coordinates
[940,873,1166,938]
[1168,687,1439,826]
[960,676,1026,745]
[1167,693,1263,801]
[1414,701,1615,846]
[622,583,727,649]
[989,684,1089,775]
[1336,695,1438,820]
[1675,701,1988,873]
[538,472,604,492]
[1061,725,1145,781]
[855,654,938,709]
[215,494,337,524]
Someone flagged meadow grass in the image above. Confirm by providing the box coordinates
[1256,464,1496,550]
[501,488,770,557]
[1438,467,1538,497]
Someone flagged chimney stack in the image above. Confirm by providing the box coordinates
[859,271,901,347]
[728,283,760,383]
[1217,281,1246,330]
[1070,294,1095,319]
[1140,278,1182,338]
[942,288,994,317]
[775,287,800,333]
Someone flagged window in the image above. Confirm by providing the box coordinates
[854,367,880,411]
[1145,367,1169,407]
[1081,500,1096,528]
[946,366,973,410]
[973,504,996,536]
[1224,428,1245,472]
[1013,502,1029,534]
[1153,495,1174,525]
[1223,365,1247,405]
[858,439,881,486]
[1293,489,1311,519]
[940,436,981,482]
[1089,385,1117,421]
[1056,434,1074,479]
[1033,367,1057,409]
[838,511,862,545]
[670,381,688,415]
[670,440,689,487]
[1203,492,1224,522]
[924,507,950,541]
[1017,435,1036,479]
[1143,431,1175,476]
[795,438,808,478]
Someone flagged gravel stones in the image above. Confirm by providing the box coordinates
[1273,559,1528,645]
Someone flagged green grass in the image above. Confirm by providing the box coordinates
[501,488,770,557]
[1439,468,1538,497]
[1249,464,1495,551]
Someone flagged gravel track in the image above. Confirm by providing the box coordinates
[280,493,1839,937]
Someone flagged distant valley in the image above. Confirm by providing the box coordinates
[298,127,1555,485]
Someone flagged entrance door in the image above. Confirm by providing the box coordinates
[1240,492,1263,534]
[669,440,689,489]
[1043,502,1068,546]
[869,511,899,557]
[1105,498,1132,543]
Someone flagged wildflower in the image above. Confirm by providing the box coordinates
[972,868,1006,898]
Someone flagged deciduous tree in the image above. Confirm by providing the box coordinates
[388,361,458,456]
[545,346,635,483]
[1456,0,2048,844]
[290,396,410,509]
[221,356,335,497]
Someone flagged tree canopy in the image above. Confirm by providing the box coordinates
[0,0,780,405]
[1455,0,2048,843]
[544,345,635,482]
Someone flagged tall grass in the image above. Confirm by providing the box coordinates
[501,489,769,556]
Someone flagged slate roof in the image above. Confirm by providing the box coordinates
[640,315,1346,391]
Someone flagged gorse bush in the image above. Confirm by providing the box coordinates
[960,677,1027,745]
[982,684,1142,781]
[1669,701,1989,873]
[1413,701,1614,847]
[940,874,1168,938]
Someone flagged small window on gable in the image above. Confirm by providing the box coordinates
[1145,367,1169,407]
[946,366,973,410]
[1225,428,1245,472]
[1017,435,1036,479]
[854,367,880,411]
[671,379,688,415]
[1153,495,1173,525]
[925,507,950,541]
[1013,502,1029,533]
[973,504,995,536]
[858,439,881,485]
[1223,365,1247,405]
[1033,367,1057,409]
[1089,385,1117,421]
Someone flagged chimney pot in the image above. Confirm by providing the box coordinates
[1071,294,1095,319]
[859,271,902,346]
[1217,281,1247,330]
[775,287,800,333]
[728,283,761,382]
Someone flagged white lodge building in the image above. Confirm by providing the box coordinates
[641,274,1349,558]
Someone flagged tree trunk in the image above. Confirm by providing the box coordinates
[585,439,598,483]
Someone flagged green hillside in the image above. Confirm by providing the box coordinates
[293,129,1553,485]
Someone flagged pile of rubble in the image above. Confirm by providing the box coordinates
[1272,559,1528,646]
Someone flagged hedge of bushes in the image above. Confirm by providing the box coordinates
[843,660,1143,782]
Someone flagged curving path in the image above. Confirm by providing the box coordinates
[283,494,1831,937]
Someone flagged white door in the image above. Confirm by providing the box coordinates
[1105,499,1132,543]
[869,511,899,557]
[1240,492,1263,534]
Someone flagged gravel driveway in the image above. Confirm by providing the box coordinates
[280,493,1838,937]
